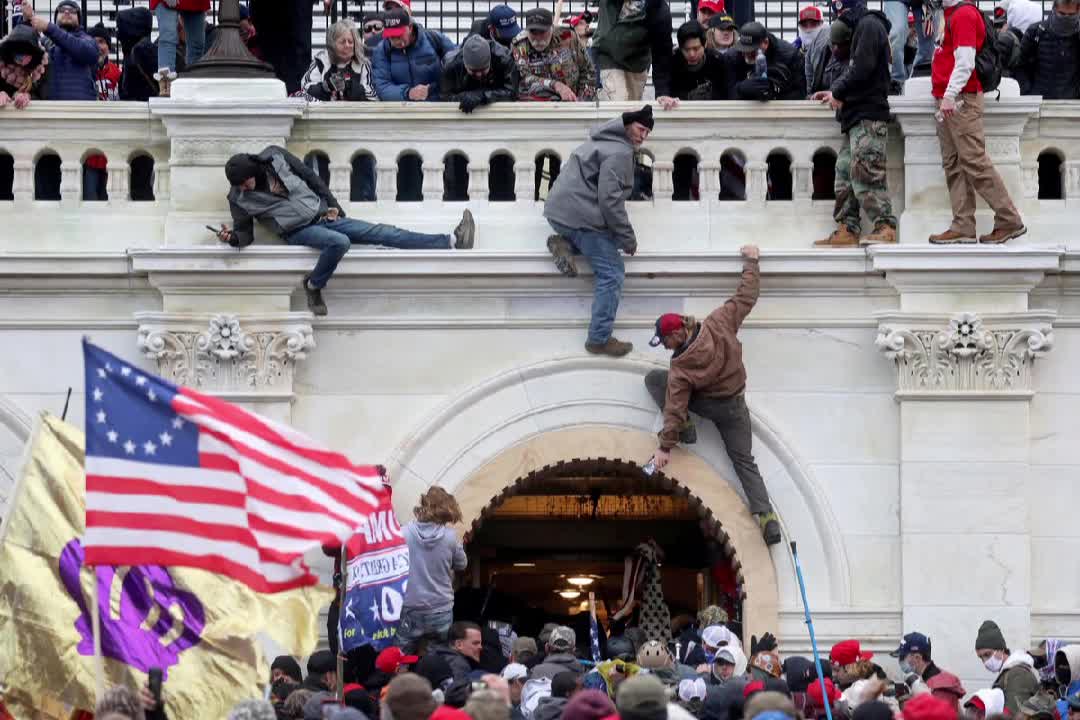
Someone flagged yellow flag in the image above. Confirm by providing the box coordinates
[0,415,333,719]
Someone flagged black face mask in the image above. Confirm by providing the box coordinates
[1050,10,1080,36]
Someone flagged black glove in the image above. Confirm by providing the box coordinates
[750,632,777,655]
[736,75,774,101]
[459,92,484,113]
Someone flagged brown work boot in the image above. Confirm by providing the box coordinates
[813,226,860,247]
[547,235,578,277]
[979,225,1027,244]
[929,229,976,245]
[860,224,897,246]
[585,337,633,357]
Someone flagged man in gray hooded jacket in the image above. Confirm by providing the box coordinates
[543,105,654,357]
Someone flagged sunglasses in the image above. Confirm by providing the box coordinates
[57,7,78,13]
[365,23,384,32]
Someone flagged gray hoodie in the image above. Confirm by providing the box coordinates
[402,521,467,611]
[543,118,637,253]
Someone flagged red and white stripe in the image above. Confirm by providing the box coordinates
[85,386,387,593]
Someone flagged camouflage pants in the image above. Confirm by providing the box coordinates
[834,119,897,232]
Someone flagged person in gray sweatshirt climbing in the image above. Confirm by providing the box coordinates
[398,486,467,649]
[543,105,654,358]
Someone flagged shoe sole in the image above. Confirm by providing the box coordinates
[585,343,632,357]
[860,238,897,246]
[455,209,475,249]
[979,226,1027,244]
[929,236,976,245]
[547,236,578,277]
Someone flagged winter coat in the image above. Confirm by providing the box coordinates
[430,645,477,683]
[591,0,673,95]
[1054,646,1080,720]
[402,521,467,612]
[372,23,457,100]
[522,677,553,719]
[1015,21,1080,99]
[227,146,342,245]
[512,29,596,100]
[804,24,833,94]
[532,696,568,720]
[829,8,891,132]
[702,678,748,720]
[0,24,49,100]
[732,34,806,100]
[43,22,97,100]
[531,653,585,680]
[658,258,759,449]
[95,60,121,100]
[542,117,637,252]
[670,47,736,100]
[301,49,377,101]
[149,0,210,11]
[992,651,1040,716]
[441,38,518,104]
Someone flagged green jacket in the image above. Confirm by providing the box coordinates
[993,654,1040,716]
[591,0,673,95]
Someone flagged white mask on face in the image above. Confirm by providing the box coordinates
[798,24,824,46]
[984,654,1005,673]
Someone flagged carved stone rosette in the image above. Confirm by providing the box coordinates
[875,311,1054,398]
[136,312,314,394]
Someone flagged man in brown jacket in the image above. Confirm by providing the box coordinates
[643,244,780,545]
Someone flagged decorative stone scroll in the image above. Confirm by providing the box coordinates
[875,311,1054,397]
[136,313,314,393]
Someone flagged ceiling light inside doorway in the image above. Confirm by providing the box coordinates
[558,590,581,599]
[567,577,594,586]
[513,563,536,567]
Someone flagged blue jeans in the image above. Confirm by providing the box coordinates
[155,5,206,72]
[83,165,107,201]
[884,1,935,85]
[397,606,453,649]
[286,216,451,288]
[548,220,625,345]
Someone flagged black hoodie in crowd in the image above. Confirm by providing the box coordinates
[670,47,736,100]
[732,33,806,100]
[829,6,892,132]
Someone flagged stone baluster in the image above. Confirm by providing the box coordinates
[329,163,351,199]
[746,161,768,204]
[107,163,130,201]
[376,157,397,203]
[514,161,535,203]
[60,161,80,205]
[1065,162,1080,201]
[422,158,443,201]
[793,161,812,201]
[469,156,490,202]
[13,160,33,203]
[699,161,720,196]
[154,165,171,201]
[652,161,674,201]
[1020,161,1038,199]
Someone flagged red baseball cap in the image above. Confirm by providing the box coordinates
[382,6,412,38]
[798,5,824,23]
[807,678,840,707]
[649,313,684,347]
[743,680,766,699]
[699,0,725,13]
[376,646,419,674]
[830,639,873,666]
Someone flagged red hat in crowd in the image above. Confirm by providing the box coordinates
[649,313,685,347]
[798,5,824,23]
[699,0,725,13]
[830,640,873,666]
[908,11,915,24]
[903,694,958,720]
[377,646,420,674]
[743,681,766,700]
[342,683,366,695]
[806,678,840,708]
[432,707,472,720]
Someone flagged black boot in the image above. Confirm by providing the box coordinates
[303,275,328,316]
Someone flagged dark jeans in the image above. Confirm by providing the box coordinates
[548,219,625,345]
[286,217,451,288]
[644,369,772,515]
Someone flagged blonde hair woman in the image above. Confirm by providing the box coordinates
[300,19,377,101]
[397,487,466,649]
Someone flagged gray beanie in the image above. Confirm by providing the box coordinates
[975,620,1008,651]
[462,35,492,71]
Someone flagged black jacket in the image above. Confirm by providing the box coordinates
[830,8,892,132]
[732,35,806,100]
[670,48,736,99]
[429,645,477,683]
[592,0,673,96]
[116,7,185,101]
[441,39,519,105]
[1015,21,1080,99]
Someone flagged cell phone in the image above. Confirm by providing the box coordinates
[205,224,223,234]
[148,667,163,705]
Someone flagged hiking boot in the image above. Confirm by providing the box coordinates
[303,275,328,317]
[979,224,1027,245]
[929,229,976,245]
[585,337,632,357]
[860,224,897,246]
[547,235,578,277]
[679,422,698,445]
[154,68,176,98]
[756,512,782,546]
[813,226,860,248]
[453,209,475,249]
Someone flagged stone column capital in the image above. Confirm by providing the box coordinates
[875,310,1055,400]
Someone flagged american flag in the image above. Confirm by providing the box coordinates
[82,340,387,593]
[589,591,602,663]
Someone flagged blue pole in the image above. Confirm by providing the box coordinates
[791,541,834,720]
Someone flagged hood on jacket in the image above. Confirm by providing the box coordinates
[589,117,633,147]
[533,696,569,720]
[783,657,813,693]
[998,0,1043,32]
[115,7,153,52]
[966,688,1005,716]
[1055,645,1080,685]
[522,677,553,719]
[0,24,45,67]
[712,644,748,682]
[1002,650,1039,678]
[411,521,449,546]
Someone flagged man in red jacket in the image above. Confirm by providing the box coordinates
[929,0,1025,245]
[643,244,780,545]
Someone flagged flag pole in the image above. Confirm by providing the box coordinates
[337,543,347,703]
[791,542,834,720]
[90,568,105,702]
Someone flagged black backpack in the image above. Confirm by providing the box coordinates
[952,1,1003,93]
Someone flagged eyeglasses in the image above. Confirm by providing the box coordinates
[57,7,79,14]
[364,23,384,32]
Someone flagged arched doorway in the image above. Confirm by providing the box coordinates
[454,458,745,643]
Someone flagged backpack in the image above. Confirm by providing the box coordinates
[952,1,1003,93]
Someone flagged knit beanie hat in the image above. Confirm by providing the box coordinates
[829,19,853,44]
[462,35,491,70]
[54,0,82,23]
[975,621,1007,651]
[564,690,617,720]
[225,154,264,187]
[616,675,667,720]
[272,655,304,683]
[621,105,655,130]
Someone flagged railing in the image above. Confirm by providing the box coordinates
[0,95,1076,253]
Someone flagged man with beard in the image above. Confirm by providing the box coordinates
[512,8,596,101]
[22,0,97,100]
[659,20,736,105]
[1015,0,1080,98]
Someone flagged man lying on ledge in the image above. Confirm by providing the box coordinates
[216,146,475,316]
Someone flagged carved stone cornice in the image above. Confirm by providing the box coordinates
[875,311,1055,399]
[134,311,314,397]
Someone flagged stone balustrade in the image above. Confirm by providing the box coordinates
[0,79,1075,253]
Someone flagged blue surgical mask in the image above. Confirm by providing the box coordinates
[899,659,913,675]
[705,651,717,664]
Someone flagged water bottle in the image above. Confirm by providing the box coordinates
[642,458,658,476]
[755,49,768,80]
[934,98,965,123]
